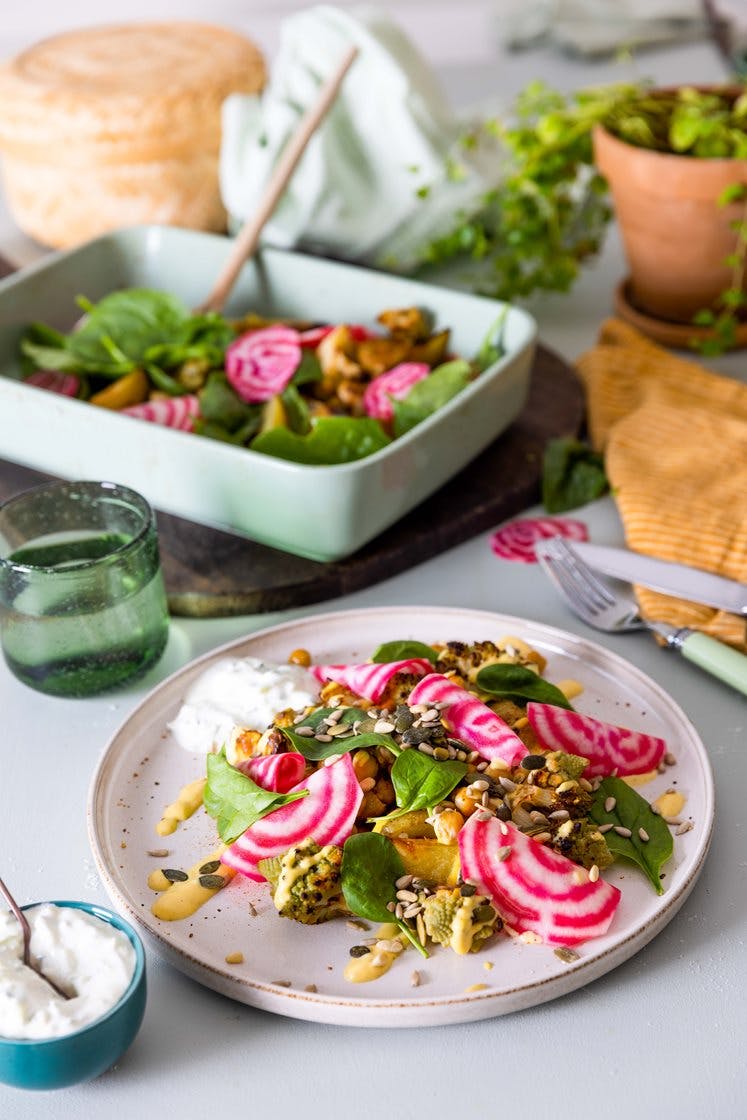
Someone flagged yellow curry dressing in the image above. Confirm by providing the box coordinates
[156,777,206,836]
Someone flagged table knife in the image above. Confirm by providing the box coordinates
[573,542,747,616]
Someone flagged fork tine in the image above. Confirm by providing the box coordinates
[542,537,617,608]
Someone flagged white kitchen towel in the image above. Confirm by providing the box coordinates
[220,4,501,269]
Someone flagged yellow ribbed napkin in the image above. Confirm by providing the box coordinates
[575,319,747,651]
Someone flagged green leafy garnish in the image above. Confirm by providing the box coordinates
[392,359,472,438]
[475,663,572,709]
[589,777,673,895]
[280,707,401,761]
[198,372,261,434]
[341,832,427,956]
[542,437,609,514]
[371,640,438,665]
[388,750,467,817]
[251,416,391,464]
[289,349,323,387]
[203,750,308,844]
[280,384,312,434]
[473,308,508,372]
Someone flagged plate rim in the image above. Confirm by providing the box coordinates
[87,604,715,1026]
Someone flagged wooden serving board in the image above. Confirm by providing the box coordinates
[0,247,584,616]
[0,346,584,616]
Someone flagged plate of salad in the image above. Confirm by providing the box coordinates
[87,605,714,1027]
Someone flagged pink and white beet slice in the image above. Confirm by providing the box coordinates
[310,659,432,703]
[222,754,362,882]
[122,394,199,431]
[236,752,307,792]
[458,816,621,946]
[226,325,302,403]
[408,674,527,765]
[527,702,667,777]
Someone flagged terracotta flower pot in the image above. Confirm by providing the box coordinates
[593,120,747,323]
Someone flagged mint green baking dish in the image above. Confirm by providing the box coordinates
[0,226,536,561]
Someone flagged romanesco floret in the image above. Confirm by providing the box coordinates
[258,839,347,925]
[553,819,614,870]
[421,887,501,954]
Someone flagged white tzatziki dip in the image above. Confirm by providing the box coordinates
[168,656,320,754]
[0,904,136,1039]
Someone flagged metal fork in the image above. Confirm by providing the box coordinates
[535,536,747,696]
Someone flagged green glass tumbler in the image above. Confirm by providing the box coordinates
[0,480,169,696]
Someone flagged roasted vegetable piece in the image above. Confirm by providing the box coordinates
[553,818,613,871]
[435,640,546,680]
[377,306,432,340]
[257,839,347,924]
[421,887,501,954]
[389,838,460,885]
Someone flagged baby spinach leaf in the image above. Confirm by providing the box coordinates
[20,323,79,374]
[251,416,390,465]
[280,705,400,761]
[290,349,323,387]
[280,384,312,434]
[589,777,673,895]
[198,372,260,432]
[389,750,467,816]
[542,437,609,514]
[67,288,191,376]
[473,307,508,372]
[203,750,308,844]
[371,640,438,664]
[392,359,472,438]
[475,663,572,709]
[341,832,428,957]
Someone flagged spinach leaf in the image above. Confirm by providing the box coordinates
[475,663,572,709]
[289,349,323,387]
[198,372,261,433]
[474,308,508,372]
[371,640,438,665]
[392,359,472,438]
[341,832,428,957]
[389,750,466,816]
[203,750,308,844]
[20,323,79,374]
[280,384,312,434]
[67,289,191,376]
[542,437,609,514]
[589,777,673,895]
[280,707,400,761]
[251,416,390,465]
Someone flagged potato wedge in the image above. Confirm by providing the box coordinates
[373,810,435,839]
[390,838,460,886]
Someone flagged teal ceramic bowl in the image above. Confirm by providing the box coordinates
[0,900,146,1091]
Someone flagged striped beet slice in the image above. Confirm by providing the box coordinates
[527,702,666,778]
[489,517,589,563]
[363,362,430,422]
[408,674,526,764]
[122,394,199,431]
[458,816,620,946]
[226,325,301,403]
[25,370,80,397]
[236,752,307,792]
[221,754,362,882]
[310,659,432,702]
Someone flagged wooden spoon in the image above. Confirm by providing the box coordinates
[197,43,359,315]
[0,877,72,1000]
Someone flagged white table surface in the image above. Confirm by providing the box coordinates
[1,26,746,1120]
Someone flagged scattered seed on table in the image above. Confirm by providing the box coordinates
[147,849,169,858]
[554,947,580,964]
[304,984,317,993]
[225,952,244,965]
[349,945,371,958]
[346,919,369,931]
[664,752,677,766]
[676,820,694,835]
[410,971,421,988]
[604,796,617,813]
[272,979,292,987]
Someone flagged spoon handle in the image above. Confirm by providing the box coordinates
[0,877,71,1000]
[0,876,32,966]
[197,43,358,314]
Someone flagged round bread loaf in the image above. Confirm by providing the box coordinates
[0,22,266,247]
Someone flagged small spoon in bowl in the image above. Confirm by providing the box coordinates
[0,877,72,1000]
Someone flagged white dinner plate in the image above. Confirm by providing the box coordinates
[87,606,714,1028]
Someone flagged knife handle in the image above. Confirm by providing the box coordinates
[680,632,747,696]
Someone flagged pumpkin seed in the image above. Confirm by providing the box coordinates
[522,754,547,770]
[199,860,221,875]
[199,874,226,890]
[162,868,188,882]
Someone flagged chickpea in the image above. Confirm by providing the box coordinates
[358,791,387,820]
[288,647,311,667]
[373,776,395,805]
[454,787,481,818]
[352,750,379,782]
[433,809,465,845]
